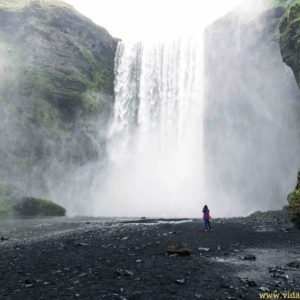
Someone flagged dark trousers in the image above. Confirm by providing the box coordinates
[204,219,211,230]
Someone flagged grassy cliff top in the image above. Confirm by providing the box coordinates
[0,0,73,11]
[263,0,293,9]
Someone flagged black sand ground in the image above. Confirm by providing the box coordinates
[0,214,300,299]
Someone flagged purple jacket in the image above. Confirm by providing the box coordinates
[203,209,210,220]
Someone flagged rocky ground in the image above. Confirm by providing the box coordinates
[0,212,299,299]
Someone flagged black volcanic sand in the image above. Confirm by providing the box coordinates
[0,214,300,299]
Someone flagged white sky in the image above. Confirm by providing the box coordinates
[64,0,246,41]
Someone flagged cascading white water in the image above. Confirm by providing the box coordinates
[74,2,300,218]
[100,36,205,217]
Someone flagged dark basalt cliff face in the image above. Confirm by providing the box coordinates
[280,0,300,88]
[0,0,117,195]
[279,0,300,227]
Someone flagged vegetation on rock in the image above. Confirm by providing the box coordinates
[0,0,117,201]
[279,0,300,88]
[278,1,300,229]
[287,171,300,228]
[13,197,66,216]
[0,181,66,216]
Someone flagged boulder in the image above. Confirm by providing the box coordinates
[0,181,66,216]
[13,197,66,216]
[242,255,256,261]
[165,242,192,256]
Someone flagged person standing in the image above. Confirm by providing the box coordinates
[202,205,212,231]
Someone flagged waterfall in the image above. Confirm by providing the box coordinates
[87,6,300,218]
[100,36,205,217]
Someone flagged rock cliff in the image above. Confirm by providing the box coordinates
[280,0,300,87]
[0,0,117,207]
[279,0,300,227]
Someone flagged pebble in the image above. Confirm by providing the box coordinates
[176,279,186,284]
[242,255,256,261]
[124,269,134,276]
[75,242,88,247]
[259,287,270,292]
[198,247,210,252]
[287,261,300,269]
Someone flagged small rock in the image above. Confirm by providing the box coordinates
[287,261,300,269]
[269,267,285,274]
[259,287,270,292]
[165,243,192,256]
[240,278,257,287]
[124,269,134,276]
[176,279,186,284]
[242,255,256,261]
[246,280,257,287]
[285,274,290,281]
[168,254,178,258]
[115,269,134,277]
[76,242,88,247]
[115,269,123,277]
[25,284,33,288]
[198,247,210,252]
[24,279,33,288]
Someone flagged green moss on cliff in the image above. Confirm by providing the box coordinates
[0,0,72,12]
[279,0,300,87]
[287,171,300,229]
[29,98,60,129]
[80,47,96,66]
[0,0,116,200]
[264,0,293,9]
[91,67,114,93]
